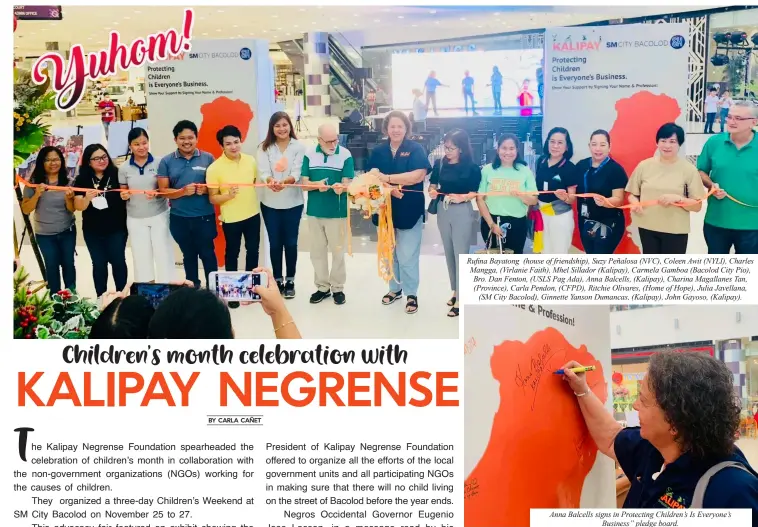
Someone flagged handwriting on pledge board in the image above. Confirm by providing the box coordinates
[464,327,607,527]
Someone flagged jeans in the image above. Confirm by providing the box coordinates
[464,91,475,112]
[169,213,218,288]
[261,203,303,280]
[719,108,729,133]
[704,112,716,134]
[389,217,423,296]
[492,88,502,111]
[425,92,438,114]
[638,227,688,254]
[222,214,261,272]
[102,120,111,140]
[703,223,758,254]
[579,218,624,254]
[36,225,77,294]
[480,215,528,254]
[83,229,128,297]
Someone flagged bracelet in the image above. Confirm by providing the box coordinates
[575,390,590,398]
[274,319,294,333]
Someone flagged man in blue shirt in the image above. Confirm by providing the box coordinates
[462,70,477,115]
[423,71,446,117]
[560,351,758,517]
[157,120,218,289]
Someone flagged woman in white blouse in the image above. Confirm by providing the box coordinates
[257,112,306,299]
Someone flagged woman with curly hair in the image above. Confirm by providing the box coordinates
[560,351,758,514]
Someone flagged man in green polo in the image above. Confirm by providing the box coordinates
[698,100,758,254]
[302,124,354,305]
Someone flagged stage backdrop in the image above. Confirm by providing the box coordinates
[464,304,614,526]
[146,39,275,266]
[543,23,689,254]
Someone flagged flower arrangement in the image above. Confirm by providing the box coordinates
[612,384,632,412]
[13,68,55,169]
[14,267,100,339]
[348,170,396,282]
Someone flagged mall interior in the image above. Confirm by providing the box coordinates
[12,5,758,338]
[610,304,758,466]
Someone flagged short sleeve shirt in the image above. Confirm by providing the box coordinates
[625,157,706,234]
[205,152,259,223]
[22,182,75,235]
[366,139,430,229]
[478,163,538,219]
[615,427,758,518]
[302,145,355,219]
[574,157,628,223]
[697,132,758,231]
[73,171,127,235]
[430,159,481,195]
[535,158,577,195]
[118,153,168,219]
[462,77,475,92]
[157,149,216,218]
[425,77,441,93]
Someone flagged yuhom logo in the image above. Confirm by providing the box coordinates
[551,34,602,52]
[240,47,251,60]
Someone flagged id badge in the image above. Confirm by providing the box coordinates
[580,203,589,218]
[91,196,109,210]
[543,181,548,192]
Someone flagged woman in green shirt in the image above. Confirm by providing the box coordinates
[476,134,538,254]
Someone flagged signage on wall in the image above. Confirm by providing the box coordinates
[14,5,62,20]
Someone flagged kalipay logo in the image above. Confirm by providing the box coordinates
[240,47,251,60]
[670,35,686,49]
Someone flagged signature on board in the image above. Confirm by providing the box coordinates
[514,344,564,411]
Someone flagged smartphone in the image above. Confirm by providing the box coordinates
[209,271,266,302]
[130,282,184,309]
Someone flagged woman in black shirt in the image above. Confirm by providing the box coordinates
[535,127,577,254]
[574,130,628,254]
[429,129,481,317]
[74,144,128,300]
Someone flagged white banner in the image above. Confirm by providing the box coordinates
[146,39,274,159]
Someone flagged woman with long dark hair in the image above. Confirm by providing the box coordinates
[429,129,481,317]
[574,130,628,254]
[476,134,538,254]
[118,127,175,282]
[536,127,578,253]
[21,146,77,293]
[257,111,306,298]
[74,143,128,301]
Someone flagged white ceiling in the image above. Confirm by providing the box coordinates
[13,5,708,57]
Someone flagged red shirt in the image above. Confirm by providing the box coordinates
[98,100,115,122]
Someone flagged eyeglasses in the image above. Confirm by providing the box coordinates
[444,146,459,152]
[726,114,756,122]
[90,155,109,163]
[319,138,339,146]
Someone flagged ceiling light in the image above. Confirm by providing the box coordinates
[202,32,208,36]
[272,15,279,18]
[124,16,131,20]
[113,22,119,25]
[477,25,483,28]
[134,10,141,14]
[430,10,437,14]
[412,24,417,27]
[216,29,222,32]
[233,24,238,28]
[374,19,380,22]
[398,15,404,19]
[217,9,224,12]
[299,8,305,11]
[495,12,500,15]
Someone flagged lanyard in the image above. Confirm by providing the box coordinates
[583,156,610,195]
[92,174,110,191]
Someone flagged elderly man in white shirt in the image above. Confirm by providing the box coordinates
[256,111,306,299]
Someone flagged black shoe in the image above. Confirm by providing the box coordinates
[284,280,295,299]
[310,290,331,304]
[333,292,346,305]
[228,301,240,309]
[277,280,284,295]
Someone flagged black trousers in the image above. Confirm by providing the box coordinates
[480,215,528,254]
[222,214,261,272]
[638,227,688,254]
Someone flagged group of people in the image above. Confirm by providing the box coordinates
[704,88,734,134]
[419,69,536,117]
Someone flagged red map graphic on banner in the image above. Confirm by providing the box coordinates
[464,327,607,527]
[571,90,682,254]
[196,97,255,266]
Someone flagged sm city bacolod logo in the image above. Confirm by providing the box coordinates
[605,35,686,49]
[552,34,602,51]
[187,48,252,60]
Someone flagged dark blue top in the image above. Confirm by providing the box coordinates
[157,149,216,217]
[366,139,430,230]
[425,77,441,93]
[462,76,474,92]
[491,72,502,88]
[616,427,758,519]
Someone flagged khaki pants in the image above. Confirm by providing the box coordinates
[308,217,347,293]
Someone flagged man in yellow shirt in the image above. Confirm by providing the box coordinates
[207,125,260,307]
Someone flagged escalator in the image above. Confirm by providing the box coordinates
[328,34,377,95]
